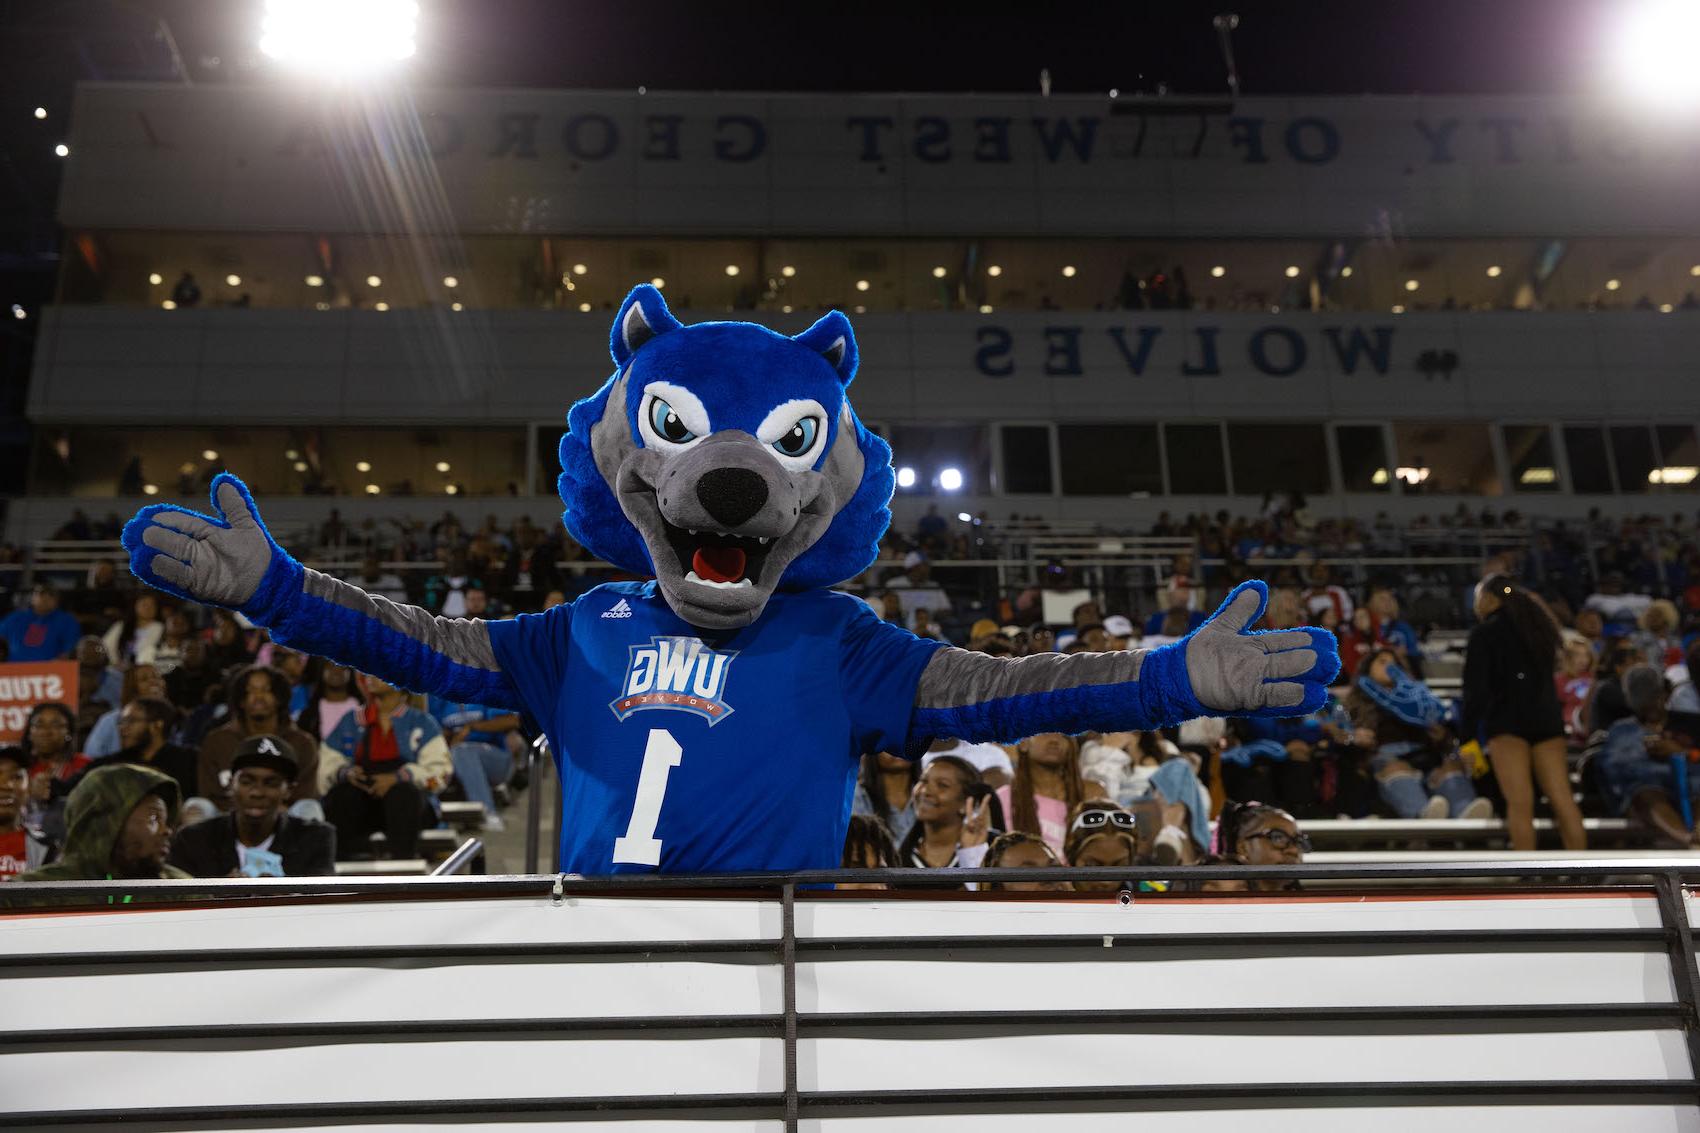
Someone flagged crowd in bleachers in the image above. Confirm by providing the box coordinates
[2,500,1699,890]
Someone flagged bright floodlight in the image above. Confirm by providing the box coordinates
[939,467,964,491]
[260,0,418,76]
[1609,0,1700,106]
[896,466,917,489]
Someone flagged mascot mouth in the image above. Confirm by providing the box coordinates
[662,524,775,589]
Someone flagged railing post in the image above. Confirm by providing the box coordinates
[524,737,545,875]
[782,881,799,1133]
[1653,872,1700,1101]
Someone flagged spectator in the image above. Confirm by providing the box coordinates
[0,747,53,880]
[1574,608,1607,657]
[84,662,166,758]
[924,737,1014,790]
[319,674,451,860]
[1366,587,1423,672]
[423,555,481,617]
[1143,585,1205,638]
[1078,730,1173,807]
[853,752,920,846]
[1584,571,1652,626]
[980,831,1069,892]
[1555,636,1596,739]
[1351,648,1489,821]
[295,659,363,743]
[206,610,254,672]
[1633,600,1684,668]
[1062,799,1140,889]
[1586,641,1646,735]
[72,561,128,630]
[0,582,82,661]
[101,592,164,667]
[16,763,187,882]
[264,646,311,716]
[166,638,223,714]
[1671,641,1700,716]
[1337,607,1378,679]
[198,665,320,808]
[841,813,899,873]
[72,635,123,745]
[998,733,1097,860]
[22,702,89,844]
[1464,575,1583,851]
[1146,757,1212,865]
[1597,665,1700,848]
[170,735,335,877]
[86,696,198,806]
[429,695,522,831]
[896,755,993,869]
[1216,800,1308,891]
[1302,562,1354,625]
[170,271,201,308]
[150,608,195,675]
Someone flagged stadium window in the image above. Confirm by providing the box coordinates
[1057,424,1161,496]
[534,424,565,496]
[998,425,1054,494]
[1334,425,1391,493]
[1501,424,1560,493]
[1654,424,1700,492]
[886,424,991,494]
[1610,425,1657,495]
[1561,426,1614,494]
[1390,422,1499,495]
[1164,423,1228,495]
[1227,423,1330,496]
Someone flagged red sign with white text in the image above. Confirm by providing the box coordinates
[0,662,79,745]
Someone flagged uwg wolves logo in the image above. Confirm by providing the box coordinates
[610,636,738,725]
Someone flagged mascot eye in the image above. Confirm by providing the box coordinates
[648,397,697,444]
[772,416,821,458]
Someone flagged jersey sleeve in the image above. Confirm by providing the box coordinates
[838,599,948,758]
[484,600,577,726]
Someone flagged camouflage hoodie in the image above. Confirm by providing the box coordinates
[16,763,191,882]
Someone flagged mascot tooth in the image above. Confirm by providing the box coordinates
[122,284,1340,874]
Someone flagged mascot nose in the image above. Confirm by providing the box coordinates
[696,467,769,528]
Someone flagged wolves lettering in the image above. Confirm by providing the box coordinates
[122,285,1339,873]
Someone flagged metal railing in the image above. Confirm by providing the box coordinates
[5,859,1700,1124]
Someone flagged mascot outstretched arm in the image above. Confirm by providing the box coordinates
[125,285,1338,874]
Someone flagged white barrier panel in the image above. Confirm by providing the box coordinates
[2,886,1697,1127]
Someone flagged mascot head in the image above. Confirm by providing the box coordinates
[558,284,894,629]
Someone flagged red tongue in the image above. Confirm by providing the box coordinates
[692,546,747,583]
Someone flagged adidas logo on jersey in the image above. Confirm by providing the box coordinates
[611,636,738,725]
[602,598,634,619]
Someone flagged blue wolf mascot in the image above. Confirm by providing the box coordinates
[123,285,1338,873]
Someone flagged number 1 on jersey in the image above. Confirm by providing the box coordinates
[611,729,683,866]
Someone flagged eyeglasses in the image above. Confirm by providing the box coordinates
[1069,809,1136,835]
[1243,829,1311,852]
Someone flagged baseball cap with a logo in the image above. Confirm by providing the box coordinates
[231,734,299,781]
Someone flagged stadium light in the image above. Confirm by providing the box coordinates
[1607,0,1700,108]
[896,466,917,489]
[1284,265,1300,278]
[939,467,965,491]
[724,264,740,276]
[450,301,463,311]
[162,300,177,310]
[142,484,159,496]
[305,274,323,287]
[1486,265,1502,277]
[651,277,665,288]
[365,483,381,495]
[33,107,45,119]
[1210,265,1226,278]
[356,461,372,472]
[855,279,870,291]
[579,301,592,312]
[781,265,796,277]
[931,266,947,278]
[1403,279,1419,291]
[1605,278,1621,291]
[10,305,25,320]
[366,274,382,287]
[203,450,219,461]
[1340,266,1353,278]
[957,512,972,522]
[435,461,451,472]
[1651,466,1700,484]
[573,263,588,275]
[987,265,1002,277]
[226,274,242,287]
[259,0,419,77]
[1061,265,1077,278]
[148,272,163,285]
[442,275,458,288]
[374,301,389,311]
[53,143,68,157]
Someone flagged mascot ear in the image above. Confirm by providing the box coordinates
[792,310,859,387]
[610,284,683,369]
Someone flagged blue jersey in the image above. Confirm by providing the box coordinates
[486,581,944,874]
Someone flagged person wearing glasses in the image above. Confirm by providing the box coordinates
[1062,799,1142,892]
[1217,800,1309,891]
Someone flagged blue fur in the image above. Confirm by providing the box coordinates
[559,285,890,589]
[906,580,1341,748]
